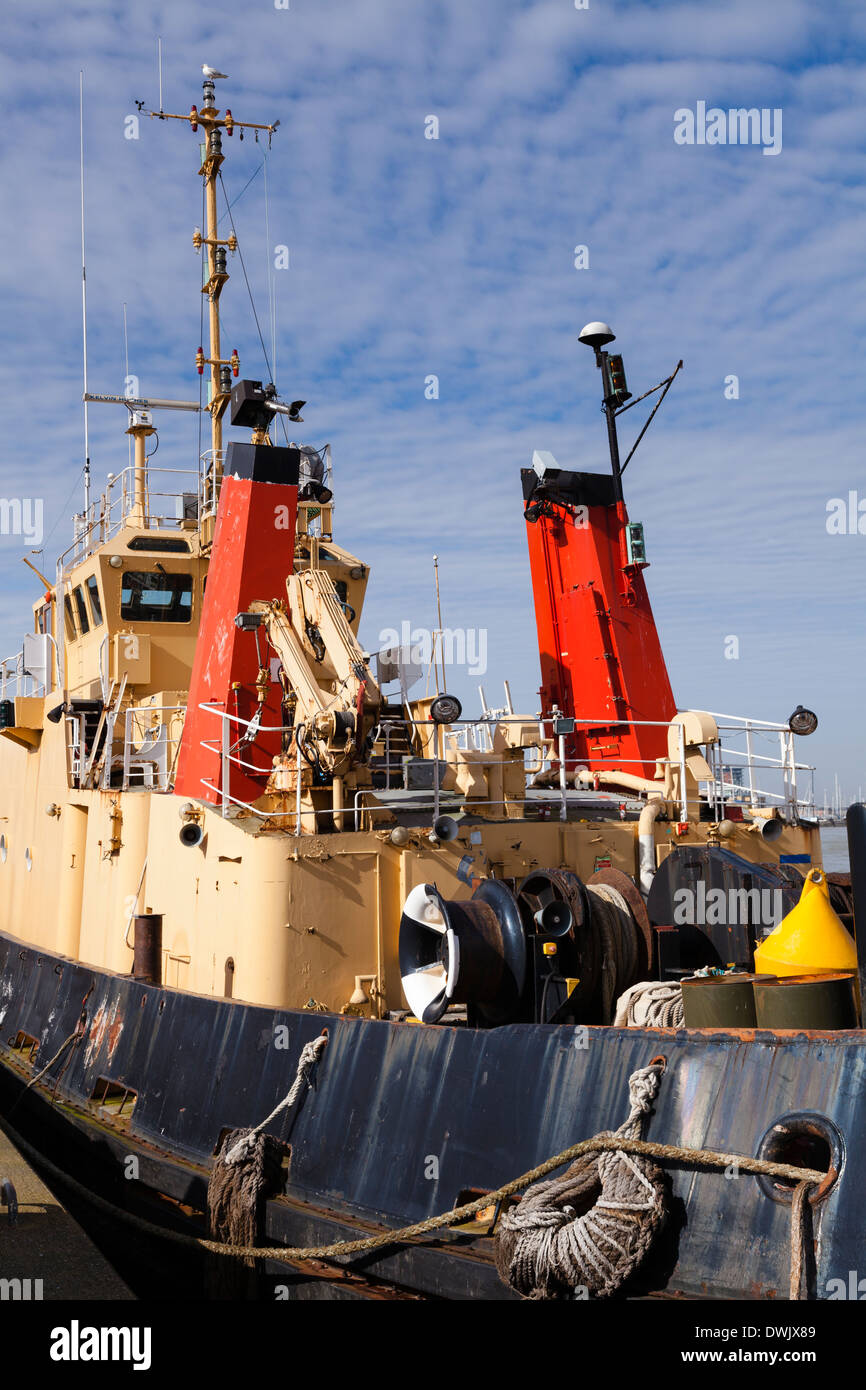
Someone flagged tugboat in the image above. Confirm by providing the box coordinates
[0,69,862,1303]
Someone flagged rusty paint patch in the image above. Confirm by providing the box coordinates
[84,997,124,1068]
[633,1024,865,1043]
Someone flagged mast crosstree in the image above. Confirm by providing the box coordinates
[146,70,279,479]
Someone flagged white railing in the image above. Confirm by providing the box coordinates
[63,701,185,793]
[693,711,816,819]
[64,710,87,786]
[58,460,219,576]
[0,651,27,701]
[198,701,296,821]
[520,710,816,823]
[112,705,185,791]
[189,696,818,833]
[1,634,58,704]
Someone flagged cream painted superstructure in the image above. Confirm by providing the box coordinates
[0,679,821,1017]
[0,69,823,1023]
[0,508,822,1016]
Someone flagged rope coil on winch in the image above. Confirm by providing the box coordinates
[614,980,684,1028]
[584,883,640,1023]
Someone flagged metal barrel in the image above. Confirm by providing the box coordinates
[133,913,163,985]
[846,802,866,1023]
[681,973,775,1028]
[753,972,858,1030]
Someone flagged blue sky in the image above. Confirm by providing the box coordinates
[1,0,864,806]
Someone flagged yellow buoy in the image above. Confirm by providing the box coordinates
[754,869,857,977]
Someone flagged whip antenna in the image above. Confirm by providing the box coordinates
[79,71,91,521]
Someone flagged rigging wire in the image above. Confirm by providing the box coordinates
[79,71,91,521]
[224,159,265,214]
[218,172,273,380]
[217,172,291,448]
[39,467,87,553]
[123,303,132,477]
[263,151,276,386]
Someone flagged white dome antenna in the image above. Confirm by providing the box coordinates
[578,321,616,350]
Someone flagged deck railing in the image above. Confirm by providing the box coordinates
[58,454,225,577]
[193,698,817,833]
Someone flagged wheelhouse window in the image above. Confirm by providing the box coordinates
[63,595,77,642]
[86,574,103,626]
[74,585,90,636]
[120,571,193,623]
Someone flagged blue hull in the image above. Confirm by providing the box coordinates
[0,928,857,1300]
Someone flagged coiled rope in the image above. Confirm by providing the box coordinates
[495,1060,666,1298]
[614,981,684,1029]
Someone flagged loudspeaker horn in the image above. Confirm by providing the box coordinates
[430,815,459,843]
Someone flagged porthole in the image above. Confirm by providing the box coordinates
[756,1112,843,1205]
[0,835,6,864]
[24,847,32,872]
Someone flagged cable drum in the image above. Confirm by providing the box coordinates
[585,883,641,1024]
[516,867,646,1024]
[398,866,648,1026]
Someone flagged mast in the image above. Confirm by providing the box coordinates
[147,71,278,484]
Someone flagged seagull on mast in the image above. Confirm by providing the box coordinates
[202,65,229,79]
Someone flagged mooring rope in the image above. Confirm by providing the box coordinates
[0,1066,827,1298]
[23,1031,81,1091]
[222,1034,328,1166]
[789,1178,813,1301]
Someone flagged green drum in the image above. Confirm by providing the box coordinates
[681,973,775,1028]
[753,973,858,1030]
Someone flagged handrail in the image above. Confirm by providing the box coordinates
[58,462,210,576]
[195,698,817,825]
